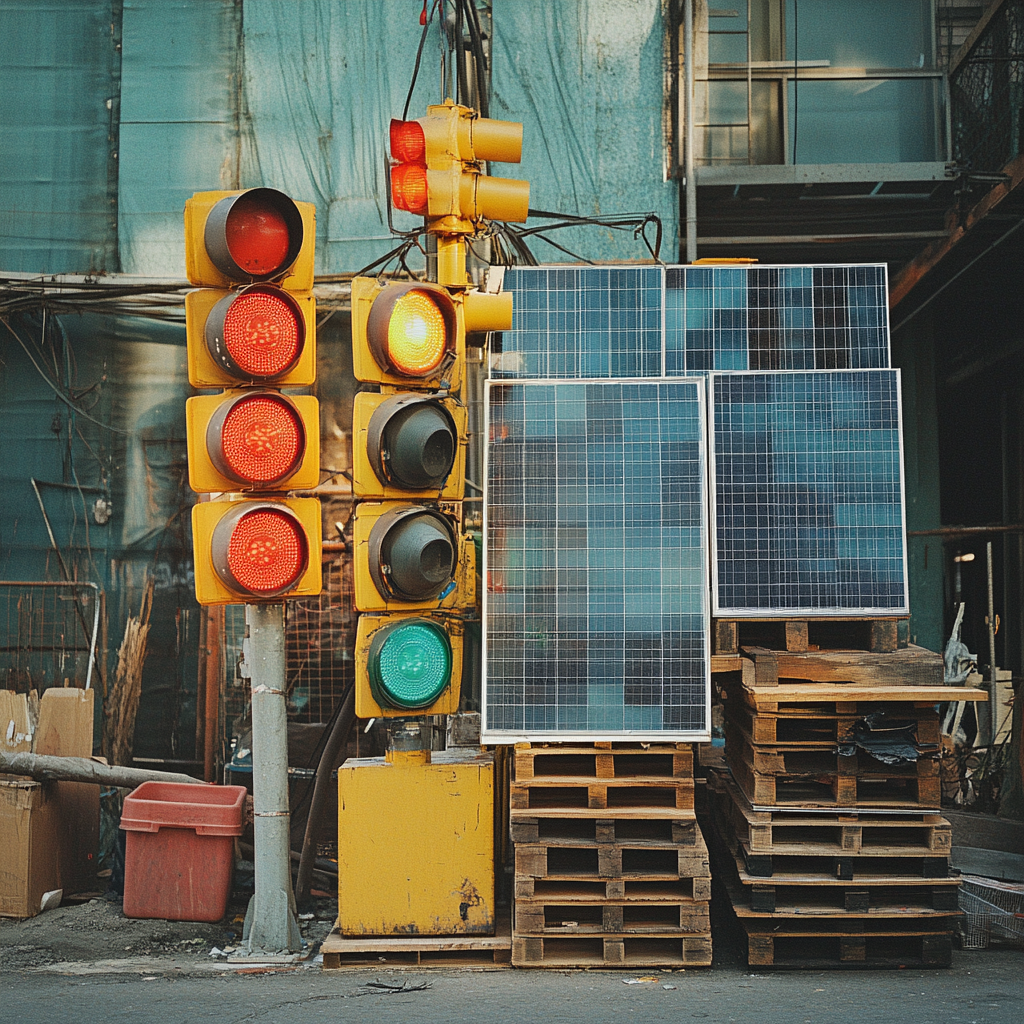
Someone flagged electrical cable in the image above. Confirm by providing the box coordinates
[403,0,439,121]
[792,0,799,165]
[3,319,130,434]
[454,0,470,108]
[461,0,489,117]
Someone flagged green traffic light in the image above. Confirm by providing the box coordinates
[368,618,453,710]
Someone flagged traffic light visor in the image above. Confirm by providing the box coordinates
[204,188,304,282]
[368,618,453,710]
[366,283,456,379]
[212,502,310,597]
[366,395,457,490]
[367,506,457,602]
[206,286,305,381]
[208,392,306,487]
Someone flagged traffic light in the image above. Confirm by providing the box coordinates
[388,102,530,231]
[184,187,322,606]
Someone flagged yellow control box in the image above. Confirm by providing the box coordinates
[337,749,494,936]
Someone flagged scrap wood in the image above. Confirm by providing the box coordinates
[104,578,154,766]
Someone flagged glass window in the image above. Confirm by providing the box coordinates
[787,78,941,163]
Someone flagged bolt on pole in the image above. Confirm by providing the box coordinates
[242,602,301,954]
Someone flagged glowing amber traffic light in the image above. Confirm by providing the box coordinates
[351,279,462,390]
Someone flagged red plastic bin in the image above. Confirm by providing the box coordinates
[120,781,247,922]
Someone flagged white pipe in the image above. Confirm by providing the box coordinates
[243,602,301,954]
[684,0,697,262]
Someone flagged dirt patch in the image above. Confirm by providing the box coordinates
[0,892,339,973]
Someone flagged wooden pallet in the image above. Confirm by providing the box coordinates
[725,722,939,775]
[511,778,695,812]
[514,742,693,782]
[515,899,711,935]
[510,814,697,846]
[515,840,711,882]
[723,696,941,746]
[712,771,952,856]
[511,933,712,968]
[727,742,941,809]
[737,918,954,968]
[514,876,712,902]
[321,922,512,969]
[735,645,943,688]
[713,617,907,656]
[708,819,959,913]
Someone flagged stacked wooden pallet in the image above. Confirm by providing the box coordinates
[510,742,712,968]
[708,616,987,969]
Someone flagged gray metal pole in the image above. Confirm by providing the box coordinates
[684,0,697,263]
[986,541,998,748]
[243,602,301,954]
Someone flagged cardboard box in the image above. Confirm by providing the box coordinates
[0,687,99,918]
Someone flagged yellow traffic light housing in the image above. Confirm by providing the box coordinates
[352,392,466,500]
[389,103,530,231]
[354,614,464,718]
[191,497,323,606]
[186,391,320,493]
[353,502,476,612]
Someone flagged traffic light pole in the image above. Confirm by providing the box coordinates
[242,602,302,954]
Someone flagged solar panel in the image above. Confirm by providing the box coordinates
[710,369,908,616]
[664,264,890,374]
[482,379,710,741]
[490,266,663,379]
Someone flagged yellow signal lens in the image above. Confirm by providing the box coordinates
[387,290,448,376]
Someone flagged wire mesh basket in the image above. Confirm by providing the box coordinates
[959,874,1024,949]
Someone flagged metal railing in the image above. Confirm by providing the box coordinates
[0,580,103,692]
[951,0,1024,172]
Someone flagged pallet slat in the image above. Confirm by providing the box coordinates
[512,934,712,968]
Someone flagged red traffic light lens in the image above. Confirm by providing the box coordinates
[211,392,305,486]
[390,119,426,165]
[221,506,308,595]
[217,287,303,380]
[390,163,429,215]
[203,189,304,283]
[224,191,292,276]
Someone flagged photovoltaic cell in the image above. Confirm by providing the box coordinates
[710,369,908,616]
[665,264,889,374]
[490,266,663,379]
[482,379,710,741]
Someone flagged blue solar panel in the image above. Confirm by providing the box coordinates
[665,264,889,374]
[482,379,710,741]
[710,369,908,616]
[491,266,663,379]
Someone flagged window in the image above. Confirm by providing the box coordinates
[689,0,946,166]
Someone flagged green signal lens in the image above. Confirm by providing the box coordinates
[368,619,452,710]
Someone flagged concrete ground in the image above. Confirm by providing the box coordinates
[1,893,1020,1024]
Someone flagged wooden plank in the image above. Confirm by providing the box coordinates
[514,899,711,935]
[739,645,943,689]
[514,744,693,783]
[510,778,694,812]
[743,683,987,706]
[514,840,711,882]
[509,814,696,846]
[514,875,712,902]
[511,933,712,968]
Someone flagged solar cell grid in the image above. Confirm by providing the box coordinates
[482,379,710,741]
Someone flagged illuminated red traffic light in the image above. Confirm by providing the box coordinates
[207,391,305,487]
[390,119,426,165]
[390,163,429,216]
[212,502,310,597]
[203,188,304,283]
[205,285,305,382]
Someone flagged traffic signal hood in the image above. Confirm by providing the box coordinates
[352,392,466,500]
[353,502,476,612]
[389,103,529,228]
